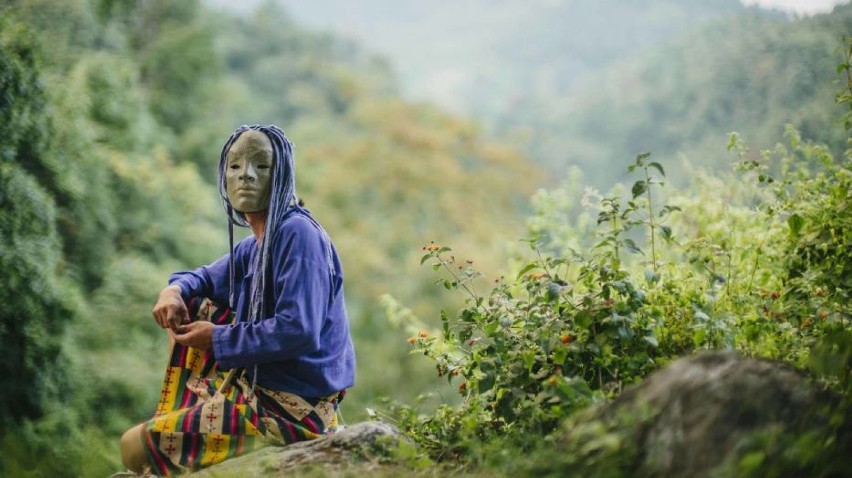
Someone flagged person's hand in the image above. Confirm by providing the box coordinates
[172,321,215,351]
[152,285,188,331]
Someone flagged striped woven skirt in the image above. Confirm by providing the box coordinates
[141,298,341,476]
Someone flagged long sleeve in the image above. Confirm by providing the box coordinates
[211,215,334,369]
[167,237,254,307]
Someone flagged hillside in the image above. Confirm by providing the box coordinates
[269,0,849,187]
[0,1,538,475]
[528,4,852,185]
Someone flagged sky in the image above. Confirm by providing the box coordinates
[740,0,848,14]
[208,0,850,16]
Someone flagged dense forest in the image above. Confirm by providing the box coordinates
[0,0,849,476]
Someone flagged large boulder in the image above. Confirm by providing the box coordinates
[534,351,847,478]
[192,421,404,477]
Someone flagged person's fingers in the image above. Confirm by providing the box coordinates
[173,324,189,341]
[172,333,186,346]
[167,304,187,331]
[155,311,166,329]
[153,303,173,329]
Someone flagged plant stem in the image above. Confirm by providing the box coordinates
[645,165,658,272]
[438,254,480,304]
[612,212,620,264]
[535,245,553,278]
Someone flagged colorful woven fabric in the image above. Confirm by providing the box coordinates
[141,298,341,476]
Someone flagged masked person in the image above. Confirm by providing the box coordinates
[119,125,356,476]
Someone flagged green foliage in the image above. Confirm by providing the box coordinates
[719,39,852,478]
[387,161,688,458]
[140,23,220,132]
[0,16,46,165]
[0,17,72,431]
[384,116,850,471]
[0,161,72,429]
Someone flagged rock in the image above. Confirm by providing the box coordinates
[540,351,843,478]
[192,421,404,477]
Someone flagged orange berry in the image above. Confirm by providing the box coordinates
[407,337,416,344]
[560,334,572,344]
[458,382,467,393]
[418,330,429,338]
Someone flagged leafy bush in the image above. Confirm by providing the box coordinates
[383,83,851,467]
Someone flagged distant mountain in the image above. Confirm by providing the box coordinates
[529,4,852,185]
[208,1,848,187]
[274,0,754,116]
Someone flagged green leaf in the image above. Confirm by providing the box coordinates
[420,253,432,265]
[631,180,647,199]
[623,238,644,255]
[787,213,805,237]
[432,263,441,271]
[592,238,612,250]
[644,269,659,285]
[479,374,495,393]
[522,350,536,371]
[694,310,710,322]
[575,311,592,329]
[693,329,707,348]
[726,132,740,151]
[644,334,659,347]
[441,310,450,338]
[659,205,681,217]
[635,152,651,164]
[552,346,568,366]
[547,282,563,301]
[516,263,539,280]
[648,161,665,177]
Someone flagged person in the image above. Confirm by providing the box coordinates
[119,125,356,476]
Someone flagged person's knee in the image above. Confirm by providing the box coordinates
[120,424,147,472]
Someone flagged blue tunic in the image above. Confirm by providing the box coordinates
[168,208,355,398]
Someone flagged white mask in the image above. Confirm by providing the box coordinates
[225,131,273,213]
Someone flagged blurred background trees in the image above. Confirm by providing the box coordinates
[0,0,849,475]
